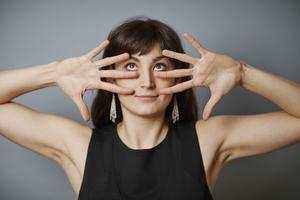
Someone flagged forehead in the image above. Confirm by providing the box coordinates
[131,42,162,57]
[115,43,174,66]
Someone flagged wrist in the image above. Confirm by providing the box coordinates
[238,60,251,87]
[38,60,60,88]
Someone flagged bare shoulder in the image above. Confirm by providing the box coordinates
[204,111,300,163]
[62,123,92,172]
[194,111,300,193]
[195,115,230,166]
[195,116,230,192]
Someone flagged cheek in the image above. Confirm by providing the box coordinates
[158,80,179,90]
[113,79,138,89]
[157,78,177,89]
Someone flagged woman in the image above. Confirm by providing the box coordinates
[0,16,300,200]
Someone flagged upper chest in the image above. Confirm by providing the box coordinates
[61,122,224,197]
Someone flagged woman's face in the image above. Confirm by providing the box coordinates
[110,43,180,118]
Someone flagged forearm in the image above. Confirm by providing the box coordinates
[0,61,59,104]
[239,62,300,118]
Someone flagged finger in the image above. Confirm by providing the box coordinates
[202,93,222,120]
[96,81,134,94]
[94,53,130,67]
[159,80,194,94]
[85,40,110,60]
[72,94,90,121]
[162,50,198,65]
[154,68,193,79]
[98,70,138,78]
[183,32,208,56]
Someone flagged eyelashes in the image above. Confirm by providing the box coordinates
[124,63,168,71]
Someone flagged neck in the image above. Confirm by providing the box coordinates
[117,110,169,150]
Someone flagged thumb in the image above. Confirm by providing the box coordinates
[202,93,222,120]
[72,94,90,122]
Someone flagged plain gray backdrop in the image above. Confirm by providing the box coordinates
[0,0,300,199]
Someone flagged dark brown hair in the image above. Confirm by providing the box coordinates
[91,16,198,128]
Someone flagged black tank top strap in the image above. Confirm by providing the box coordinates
[175,120,203,183]
[174,120,213,199]
[78,125,121,200]
[78,127,106,199]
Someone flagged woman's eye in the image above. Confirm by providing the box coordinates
[124,63,167,71]
[124,63,137,71]
[155,63,167,71]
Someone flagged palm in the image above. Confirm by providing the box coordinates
[55,40,138,121]
[56,57,98,98]
[155,33,242,120]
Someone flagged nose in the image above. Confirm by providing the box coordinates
[139,69,156,89]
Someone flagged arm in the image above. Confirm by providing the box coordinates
[0,40,138,165]
[0,101,91,164]
[0,61,89,164]
[218,62,300,163]
[0,61,58,104]
[156,32,300,165]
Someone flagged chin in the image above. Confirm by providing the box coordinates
[133,106,163,116]
[120,103,166,118]
[118,95,171,117]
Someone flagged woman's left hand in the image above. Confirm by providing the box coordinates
[155,32,243,120]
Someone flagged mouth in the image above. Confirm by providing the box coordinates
[135,95,159,101]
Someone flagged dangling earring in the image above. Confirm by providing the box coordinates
[172,95,179,123]
[110,94,117,123]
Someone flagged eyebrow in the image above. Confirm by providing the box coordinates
[129,55,167,62]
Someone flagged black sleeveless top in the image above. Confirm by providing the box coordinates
[78,120,214,200]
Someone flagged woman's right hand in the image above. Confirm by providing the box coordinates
[55,40,137,122]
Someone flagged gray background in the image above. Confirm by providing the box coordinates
[0,0,300,199]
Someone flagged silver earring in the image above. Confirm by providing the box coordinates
[172,95,179,123]
[110,94,117,123]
